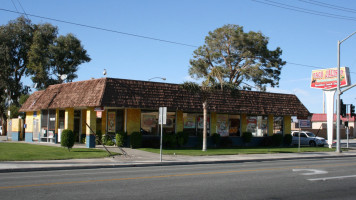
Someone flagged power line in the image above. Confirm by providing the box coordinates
[306,0,356,14]
[251,0,356,22]
[10,0,19,13]
[0,8,198,48]
[16,0,30,20]
[1,7,355,76]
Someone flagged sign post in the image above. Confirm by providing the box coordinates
[159,107,167,162]
[311,67,351,149]
[298,120,311,152]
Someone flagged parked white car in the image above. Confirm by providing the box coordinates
[291,131,327,147]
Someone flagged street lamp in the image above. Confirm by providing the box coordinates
[336,31,356,153]
[148,77,166,81]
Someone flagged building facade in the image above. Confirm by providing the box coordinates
[19,78,310,148]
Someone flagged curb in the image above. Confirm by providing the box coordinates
[2,154,356,173]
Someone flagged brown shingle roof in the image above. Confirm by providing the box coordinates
[20,78,310,117]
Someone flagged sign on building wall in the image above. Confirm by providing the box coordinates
[184,114,196,129]
[216,114,229,136]
[108,112,116,132]
[310,67,350,90]
[299,120,311,128]
[197,115,210,129]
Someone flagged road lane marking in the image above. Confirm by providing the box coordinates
[2,161,356,189]
[292,169,328,175]
[308,175,356,181]
[0,167,286,189]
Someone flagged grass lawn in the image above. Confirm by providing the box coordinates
[0,143,118,161]
[139,147,338,156]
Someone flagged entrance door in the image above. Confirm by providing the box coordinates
[74,110,81,142]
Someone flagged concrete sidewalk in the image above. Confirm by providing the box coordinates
[1,140,356,173]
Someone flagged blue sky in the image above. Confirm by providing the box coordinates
[1,0,356,114]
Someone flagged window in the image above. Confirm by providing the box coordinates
[141,111,158,135]
[247,116,268,137]
[216,114,229,136]
[273,116,284,134]
[229,115,240,136]
[183,113,196,136]
[141,111,176,135]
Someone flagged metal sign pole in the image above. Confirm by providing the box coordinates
[160,108,163,162]
[159,107,167,162]
[298,121,301,152]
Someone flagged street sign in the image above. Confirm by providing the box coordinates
[299,120,311,128]
[159,107,167,125]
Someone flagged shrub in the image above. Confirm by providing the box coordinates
[220,137,233,148]
[177,132,189,147]
[130,132,142,148]
[242,132,253,144]
[96,130,102,145]
[61,129,75,151]
[283,134,292,146]
[163,133,178,148]
[271,134,283,146]
[260,136,273,146]
[102,134,115,146]
[116,131,127,147]
[211,133,221,147]
[80,134,86,144]
[142,137,160,148]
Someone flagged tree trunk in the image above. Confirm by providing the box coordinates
[202,101,207,151]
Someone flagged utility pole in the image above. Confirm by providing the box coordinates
[336,31,356,153]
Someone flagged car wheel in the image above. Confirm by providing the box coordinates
[309,141,316,147]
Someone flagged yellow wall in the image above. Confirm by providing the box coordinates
[268,114,274,136]
[65,108,74,131]
[176,110,183,133]
[284,115,291,135]
[210,112,217,134]
[86,107,96,135]
[55,109,59,133]
[25,112,34,133]
[126,108,141,135]
[12,118,21,132]
[240,114,247,133]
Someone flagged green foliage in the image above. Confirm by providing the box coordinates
[211,133,221,147]
[220,137,233,148]
[242,132,253,144]
[271,134,283,147]
[102,134,114,146]
[283,134,292,146]
[130,132,142,149]
[142,137,160,148]
[96,130,102,145]
[80,134,86,144]
[0,16,90,118]
[189,24,285,91]
[163,133,177,148]
[61,129,75,151]
[177,132,189,147]
[116,131,127,147]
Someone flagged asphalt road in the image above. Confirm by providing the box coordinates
[1,157,356,200]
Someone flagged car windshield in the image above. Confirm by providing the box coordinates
[305,132,315,137]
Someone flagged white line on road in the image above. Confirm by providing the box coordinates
[308,175,356,181]
[293,169,328,175]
